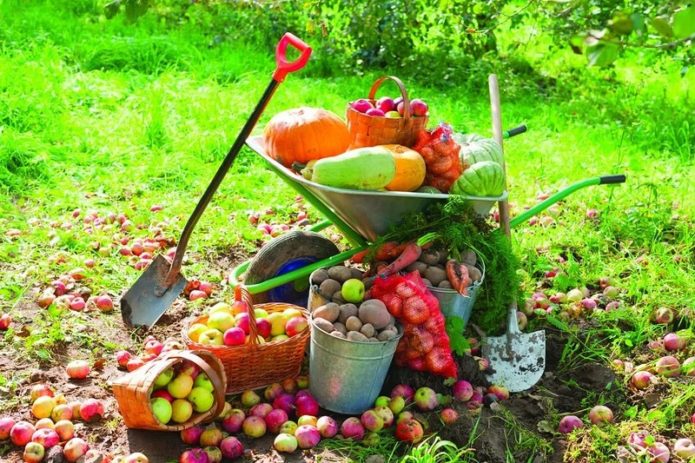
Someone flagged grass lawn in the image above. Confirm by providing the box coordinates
[0,1,693,462]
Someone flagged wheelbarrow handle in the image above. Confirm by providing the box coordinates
[273,33,312,83]
[599,174,626,184]
[504,124,527,139]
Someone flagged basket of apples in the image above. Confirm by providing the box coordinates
[182,285,311,394]
[111,350,226,431]
[346,75,429,149]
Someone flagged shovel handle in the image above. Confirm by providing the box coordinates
[273,33,312,83]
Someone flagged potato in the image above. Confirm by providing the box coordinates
[363,277,374,290]
[385,322,396,332]
[347,331,369,342]
[350,267,363,280]
[333,322,347,334]
[312,268,329,285]
[328,266,352,283]
[313,303,340,322]
[358,299,390,329]
[360,323,375,338]
[345,316,363,332]
[438,280,453,289]
[461,249,477,266]
[319,279,341,299]
[438,250,449,264]
[406,261,428,273]
[377,330,397,341]
[338,304,358,323]
[331,331,346,339]
[424,266,446,286]
[332,290,345,304]
[367,337,379,342]
[313,318,334,333]
[466,264,482,283]
[421,278,433,287]
[420,250,440,265]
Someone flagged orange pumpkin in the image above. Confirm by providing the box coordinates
[263,107,351,168]
[382,144,426,191]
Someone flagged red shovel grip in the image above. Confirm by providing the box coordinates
[273,33,312,82]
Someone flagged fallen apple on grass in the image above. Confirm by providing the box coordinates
[340,417,365,441]
[440,408,459,425]
[79,399,104,422]
[316,416,338,438]
[674,438,695,459]
[558,415,583,434]
[23,442,45,463]
[10,421,35,446]
[414,387,438,411]
[178,448,209,463]
[295,424,321,449]
[242,416,267,438]
[0,416,15,439]
[64,437,89,462]
[219,436,244,459]
[0,313,11,330]
[221,409,245,434]
[32,396,56,419]
[66,360,91,380]
[274,432,298,453]
[31,428,60,448]
[360,410,384,432]
[588,405,613,425]
[395,418,424,443]
[655,356,680,377]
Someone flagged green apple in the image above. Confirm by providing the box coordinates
[167,374,194,399]
[188,387,214,413]
[341,279,365,303]
[385,110,401,118]
[154,368,174,389]
[198,329,224,346]
[187,323,208,342]
[283,308,302,319]
[254,308,268,319]
[207,312,235,332]
[389,396,406,414]
[271,334,289,342]
[208,302,232,315]
[151,397,173,424]
[374,395,390,408]
[267,312,288,337]
[194,373,214,392]
[171,399,193,423]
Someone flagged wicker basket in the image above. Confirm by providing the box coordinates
[346,75,429,149]
[111,350,226,431]
[182,286,310,394]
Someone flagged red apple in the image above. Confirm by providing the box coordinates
[256,318,271,339]
[285,316,307,337]
[127,357,145,372]
[588,405,613,425]
[30,384,54,402]
[66,360,90,379]
[79,399,104,422]
[655,355,680,377]
[0,417,15,440]
[115,350,132,368]
[409,99,428,117]
[376,96,396,113]
[223,327,245,346]
[54,420,75,441]
[31,428,60,448]
[351,99,373,114]
[630,371,656,389]
[95,295,114,311]
[219,436,244,460]
[365,108,385,117]
[0,313,11,330]
[340,417,364,441]
[663,333,685,351]
[395,418,424,443]
[10,421,35,446]
[440,408,458,425]
[558,415,583,434]
[264,409,288,434]
[221,409,245,434]
[64,437,89,462]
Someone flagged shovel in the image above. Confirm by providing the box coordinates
[481,75,546,392]
[120,33,312,327]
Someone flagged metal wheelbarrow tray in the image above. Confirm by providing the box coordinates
[246,136,507,242]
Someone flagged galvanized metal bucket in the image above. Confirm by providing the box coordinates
[426,259,485,326]
[308,318,402,414]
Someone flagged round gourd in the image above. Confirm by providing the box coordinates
[451,161,505,197]
[454,133,504,167]
[381,145,426,192]
[264,107,351,168]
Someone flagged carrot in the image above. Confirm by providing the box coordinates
[446,260,470,296]
[379,242,422,278]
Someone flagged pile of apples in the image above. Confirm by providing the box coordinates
[36,270,115,314]
[0,312,11,330]
[350,96,429,119]
[149,360,218,425]
[114,335,186,372]
[249,200,313,239]
[0,383,107,463]
[187,299,308,347]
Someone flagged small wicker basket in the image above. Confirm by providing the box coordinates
[182,286,310,394]
[346,75,428,149]
[111,350,226,431]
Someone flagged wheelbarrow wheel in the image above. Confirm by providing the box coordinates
[244,230,339,305]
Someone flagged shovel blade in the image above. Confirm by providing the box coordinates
[483,330,545,393]
[120,255,187,328]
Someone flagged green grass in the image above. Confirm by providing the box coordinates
[0,1,693,461]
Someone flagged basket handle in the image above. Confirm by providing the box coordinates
[368,75,411,121]
[235,286,261,345]
[164,350,226,419]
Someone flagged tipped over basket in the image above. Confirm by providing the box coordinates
[111,350,226,431]
[183,286,310,394]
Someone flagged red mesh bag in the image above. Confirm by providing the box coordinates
[371,271,458,378]
[412,123,462,193]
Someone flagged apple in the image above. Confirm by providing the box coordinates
[674,438,695,459]
[376,96,396,113]
[220,408,244,434]
[80,399,104,422]
[11,421,35,446]
[127,357,145,372]
[265,409,289,433]
[95,295,114,311]
[315,416,338,438]
[566,288,583,302]
[295,425,321,449]
[69,297,86,311]
[360,410,384,432]
[273,433,298,453]
[256,318,272,338]
[267,312,287,337]
[296,375,309,389]
[663,333,685,351]
[32,396,57,419]
[168,374,194,399]
[193,374,214,392]
[115,351,133,369]
[384,110,400,118]
[0,417,15,440]
[219,436,244,459]
[558,415,583,434]
[64,437,89,462]
[178,448,209,463]
[151,397,173,424]
[187,324,208,343]
[54,420,74,441]
[34,419,54,431]
[648,442,671,463]
[199,425,223,447]
[440,408,458,425]
[279,420,297,435]
[198,329,223,346]
[391,384,414,402]
[409,99,428,117]
[144,340,163,356]
[207,312,235,332]
[32,428,60,448]
[223,327,245,346]
[231,300,250,316]
[414,387,438,411]
[281,378,297,394]
[488,385,510,401]
[151,390,174,403]
[68,401,82,419]
[180,425,204,445]
[588,405,613,425]
[235,314,250,334]
[373,406,394,427]
[171,399,193,423]
[23,442,45,463]
[208,302,232,316]
[630,371,656,389]
[340,417,364,440]
[254,308,268,319]
[341,279,365,303]
[652,307,675,324]
[351,99,373,114]
[154,368,174,389]
[249,403,273,418]
[240,390,261,408]
[188,387,214,413]
[242,416,266,438]
[655,355,680,377]
[297,415,318,427]
[125,452,149,463]
[295,394,319,417]
[30,384,54,402]
[189,290,207,301]
[0,313,11,330]
[264,383,284,401]
[365,108,385,117]
[51,404,72,422]
[285,316,308,337]
[395,418,424,443]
